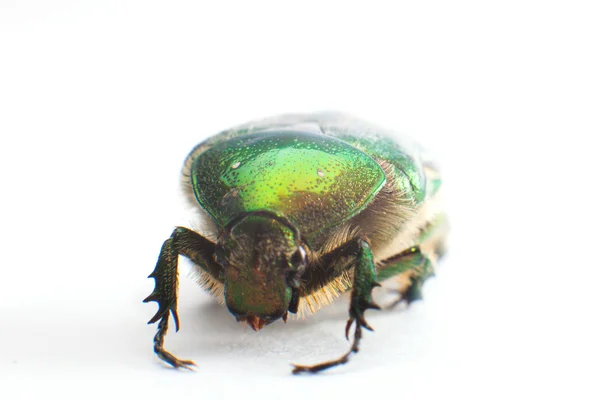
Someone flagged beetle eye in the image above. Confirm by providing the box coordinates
[287,246,307,289]
[291,246,307,270]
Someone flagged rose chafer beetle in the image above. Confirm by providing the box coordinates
[144,112,447,373]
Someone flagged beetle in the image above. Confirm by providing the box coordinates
[144,112,447,373]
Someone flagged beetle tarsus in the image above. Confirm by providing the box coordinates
[292,321,363,374]
[152,317,196,370]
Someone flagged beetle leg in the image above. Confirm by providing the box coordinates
[377,213,447,307]
[292,239,380,374]
[144,227,221,370]
[377,246,435,308]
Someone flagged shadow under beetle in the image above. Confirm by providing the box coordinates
[144,112,448,373]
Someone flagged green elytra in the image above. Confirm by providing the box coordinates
[145,113,447,373]
[190,131,386,238]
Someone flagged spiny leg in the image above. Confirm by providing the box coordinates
[292,239,380,374]
[144,234,194,369]
[144,227,221,369]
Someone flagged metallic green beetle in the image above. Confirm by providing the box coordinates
[144,112,448,373]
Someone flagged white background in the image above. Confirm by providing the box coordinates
[1,1,599,399]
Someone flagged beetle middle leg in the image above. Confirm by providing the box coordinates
[378,214,447,307]
[377,246,436,307]
[291,238,441,374]
[144,227,221,369]
[292,239,381,374]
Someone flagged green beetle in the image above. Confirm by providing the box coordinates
[144,112,447,373]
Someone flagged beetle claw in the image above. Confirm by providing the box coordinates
[345,318,353,340]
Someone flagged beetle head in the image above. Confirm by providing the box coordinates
[215,211,307,330]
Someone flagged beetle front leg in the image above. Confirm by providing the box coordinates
[144,227,221,370]
[292,239,380,374]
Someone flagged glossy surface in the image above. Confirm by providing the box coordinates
[190,130,386,235]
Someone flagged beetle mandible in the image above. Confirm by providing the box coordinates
[144,112,448,373]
